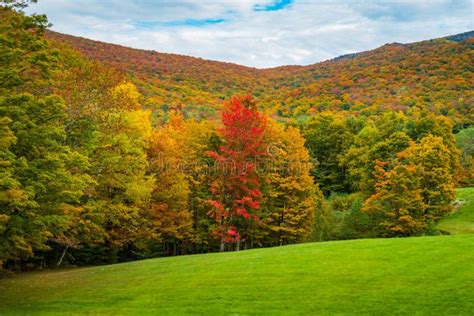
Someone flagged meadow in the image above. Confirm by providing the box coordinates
[1,187,473,314]
[1,236,472,315]
[438,187,474,234]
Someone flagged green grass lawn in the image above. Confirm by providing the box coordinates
[438,187,474,234]
[1,188,473,315]
[1,234,473,315]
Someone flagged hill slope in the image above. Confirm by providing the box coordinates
[1,234,473,314]
[47,31,474,126]
[438,187,474,234]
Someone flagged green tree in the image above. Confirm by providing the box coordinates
[0,6,92,269]
[303,113,354,195]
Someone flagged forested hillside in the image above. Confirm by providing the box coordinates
[47,31,474,129]
[1,5,472,273]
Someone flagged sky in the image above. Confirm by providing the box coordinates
[25,0,473,68]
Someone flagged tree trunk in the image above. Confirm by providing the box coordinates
[236,240,240,251]
[57,245,69,267]
[220,235,225,252]
[40,251,45,270]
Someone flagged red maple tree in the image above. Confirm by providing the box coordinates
[207,96,267,251]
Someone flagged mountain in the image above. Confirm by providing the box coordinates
[445,30,474,42]
[47,31,473,126]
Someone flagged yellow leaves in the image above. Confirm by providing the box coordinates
[0,214,10,223]
[0,214,11,234]
[398,214,414,223]
[388,225,404,233]
[0,188,26,202]
[168,110,185,129]
[125,179,153,205]
[124,109,153,142]
[262,118,319,242]
[364,132,456,236]
[108,82,141,110]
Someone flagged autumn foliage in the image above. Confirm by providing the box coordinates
[0,5,469,271]
[363,135,456,236]
[207,96,267,251]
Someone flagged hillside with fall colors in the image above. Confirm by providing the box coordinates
[2,1,474,314]
[1,4,473,277]
[47,30,474,128]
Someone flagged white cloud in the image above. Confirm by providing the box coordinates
[24,0,473,68]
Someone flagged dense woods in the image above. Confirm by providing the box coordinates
[0,5,472,273]
[48,29,474,130]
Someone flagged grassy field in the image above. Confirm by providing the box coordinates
[1,188,473,315]
[1,234,473,315]
[438,187,474,234]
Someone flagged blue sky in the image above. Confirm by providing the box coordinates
[25,0,473,68]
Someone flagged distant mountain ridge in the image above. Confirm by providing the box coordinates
[332,31,474,62]
[445,30,474,42]
[47,30,474,69]
[46,30,473,127]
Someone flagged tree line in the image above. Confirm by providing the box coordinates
[0,6,470,273]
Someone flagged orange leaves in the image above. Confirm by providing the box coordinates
[362,134,456,236]
[49,28,473,130]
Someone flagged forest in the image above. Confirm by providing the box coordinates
[0,4,473,274]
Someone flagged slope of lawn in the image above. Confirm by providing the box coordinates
[0,234,473,315]
[438,187,474,234]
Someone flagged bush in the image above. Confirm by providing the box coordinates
[326,193,375,240]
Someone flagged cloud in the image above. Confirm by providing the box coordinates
[254,0,293,12]
[132,18,225,28]
[24,0,473,68]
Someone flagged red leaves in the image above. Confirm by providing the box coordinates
[207,96,267,245]
[206,150,225,162]
[219,96,267,158]
[225,226,241,242]
[207,199,229,220]
[209,200,224,212]
[227,226,238,237]
[236,196,260,209]
[211,226,241,243]
[235,208,250,219]
[245,188,262,198]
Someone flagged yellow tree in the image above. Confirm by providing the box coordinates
[149,112,215,254]
[363,135,456,236]
[262,122,322,245]
[87,82,154,261]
